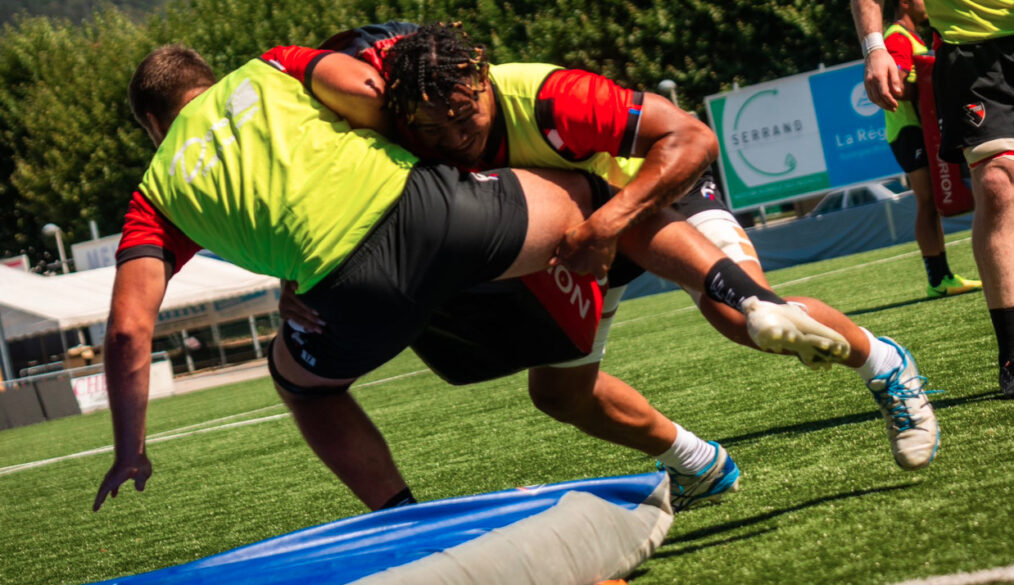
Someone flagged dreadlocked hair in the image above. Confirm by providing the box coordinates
[383,22,490,122]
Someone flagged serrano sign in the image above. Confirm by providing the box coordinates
[706,60,903,211]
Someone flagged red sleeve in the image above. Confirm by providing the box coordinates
[536,69,643,160]
[260,46,332,85]
[885,32,915,75]
[116,191,201,274]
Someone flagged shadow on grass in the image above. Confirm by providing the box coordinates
[653,483,913,559]
[717,390,998,447]
[844,291,980,317]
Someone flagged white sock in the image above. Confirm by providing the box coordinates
[656,422,717,475]
[855,328,903,382]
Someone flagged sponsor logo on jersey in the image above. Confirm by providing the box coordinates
[170,78,260,184]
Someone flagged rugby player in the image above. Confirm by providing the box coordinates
[377,23,939,472]
[852,0,1014,398]
[95,44,812,513]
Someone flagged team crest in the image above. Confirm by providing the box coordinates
[701,180,717,200]
[470,171,499,182]
[963,102,986,127]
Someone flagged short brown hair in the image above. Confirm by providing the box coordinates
[128,45,216,133]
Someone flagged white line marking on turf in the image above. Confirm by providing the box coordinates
[613,237,973,327]
[771,237,971,289]
[148,404,285,439]
[0,414,291,477]
[0,371,431,477]
[893,564,1014,585]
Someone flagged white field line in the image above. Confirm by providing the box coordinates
[0,370,431,477]
[1,239,972,476]
[893,564,1014,585]
[613,237,972,328]
[767,236,970,290]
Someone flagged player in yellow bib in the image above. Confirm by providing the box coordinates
[376,23,940,476]
[883,0,981,297]
[853,0,1014,398]
[99,43,829,513]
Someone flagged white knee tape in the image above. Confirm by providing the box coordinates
[687,210,759,266]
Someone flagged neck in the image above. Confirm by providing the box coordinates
[895,14,917,31]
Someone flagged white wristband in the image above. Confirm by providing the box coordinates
[862,32,886,57]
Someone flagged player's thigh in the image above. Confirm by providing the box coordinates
[618,207,726,288]
[270,330,356,391]
[499,168,600,279]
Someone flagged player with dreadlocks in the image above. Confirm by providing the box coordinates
[375,22,940,476]
[271,22,935,516]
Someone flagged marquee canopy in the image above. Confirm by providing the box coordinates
[0,255,280,341]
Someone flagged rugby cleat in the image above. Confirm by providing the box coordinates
[866,337,940,470]
[658,441,740,512]
[742,296,851,370]
[927,274,982,298]
[1000,360,1014,400]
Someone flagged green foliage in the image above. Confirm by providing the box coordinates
[0,0,165,26]
[0,0,863,263]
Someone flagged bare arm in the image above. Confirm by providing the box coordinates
[309,52,392,136]
[851,0,903,111]
[93,256,170,511]
[552,94,718,278]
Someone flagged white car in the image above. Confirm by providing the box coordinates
[808,178,912,217]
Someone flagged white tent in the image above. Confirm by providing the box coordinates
[0,255,281,341]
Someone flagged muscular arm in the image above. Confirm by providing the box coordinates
[851,0,904,111]
[93,256,170,511]
[309,52,392,136]
[553,93,718,278]
[596,93,717,231]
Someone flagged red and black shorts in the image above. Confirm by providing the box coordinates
[279,164,528,380]
[934,34,1014,163]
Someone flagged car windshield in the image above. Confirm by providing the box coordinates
[813,191,844,214]
[882,179,908,194]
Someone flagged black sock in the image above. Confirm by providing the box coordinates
[379,487,417,510]
[923,253,953,288]
[704,258,785,312]
[989,307,1014,367]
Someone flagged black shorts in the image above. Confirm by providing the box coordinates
[280,164,528,379]
[889,125,929,172]
[934,35,1014,163]
[673,172,729,218]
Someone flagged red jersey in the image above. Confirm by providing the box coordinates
[484,69,642,169]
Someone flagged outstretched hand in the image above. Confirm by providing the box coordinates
[93,452,152,511]
[550,217,618,280]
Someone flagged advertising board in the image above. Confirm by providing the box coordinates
[706,60,903,211]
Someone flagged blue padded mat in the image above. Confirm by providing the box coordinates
[90,472,668,585]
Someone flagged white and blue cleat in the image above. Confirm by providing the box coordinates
[866,337,940,470]
[658,441,741,512]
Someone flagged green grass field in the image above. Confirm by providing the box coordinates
[2,231,1012,585]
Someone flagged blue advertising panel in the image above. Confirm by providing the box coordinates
[809,63,901,186]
